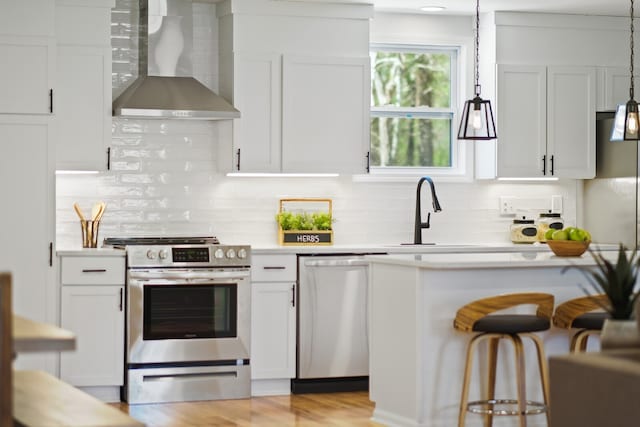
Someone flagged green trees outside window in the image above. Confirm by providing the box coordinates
[370,47,457,169]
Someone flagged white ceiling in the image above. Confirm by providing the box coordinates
[373,0,629,17]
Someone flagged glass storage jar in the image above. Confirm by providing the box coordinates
[510,217,538,243]
[537,211,564,242]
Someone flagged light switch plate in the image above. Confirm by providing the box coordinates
[551,195,563,213]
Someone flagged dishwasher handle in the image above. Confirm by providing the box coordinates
[303,259,370,268]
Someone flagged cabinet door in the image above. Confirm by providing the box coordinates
[232,53,282,173]
[603,67,640,112]
[282,55,369,174]
[547,66,596,178]
[251,282,296,379]
[496,64,547,177]
[60,286,125,386]
[0,36,54,115]
[55,46,111,171]
[0,117,55,372]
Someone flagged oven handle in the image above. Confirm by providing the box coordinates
[128,269,250,281]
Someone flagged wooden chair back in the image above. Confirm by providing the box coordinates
[454,292,555,332]
[552,294,609,329]
[0,272,12,427]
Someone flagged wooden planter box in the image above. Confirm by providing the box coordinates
[277,198,333,246]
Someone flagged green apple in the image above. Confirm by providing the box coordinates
[544,229,556,241]
[552,229,569,241]
[569,228,586,241]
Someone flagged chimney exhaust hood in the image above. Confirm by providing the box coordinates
[112,0,240,120]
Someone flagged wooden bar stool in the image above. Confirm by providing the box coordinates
[454,292,553,427]
[552,294,609,352]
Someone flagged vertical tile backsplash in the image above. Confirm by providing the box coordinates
[55,1,579,249]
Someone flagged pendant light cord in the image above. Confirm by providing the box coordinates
[474,0,480,96]
[631,0,635,100]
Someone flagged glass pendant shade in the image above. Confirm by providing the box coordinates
[457,95,497,140]
[611,99,640,141]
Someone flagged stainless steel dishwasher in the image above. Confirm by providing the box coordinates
[293,253,384,393]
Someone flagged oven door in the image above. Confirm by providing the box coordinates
[127,268,250,365]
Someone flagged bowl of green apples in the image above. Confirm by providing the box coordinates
[545,226,591,257]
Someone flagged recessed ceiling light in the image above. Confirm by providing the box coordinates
[420,5,446,12]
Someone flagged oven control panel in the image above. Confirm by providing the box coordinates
[127,244,251,268]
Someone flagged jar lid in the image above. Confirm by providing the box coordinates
[540,211,561,218]
[513,217,534,224]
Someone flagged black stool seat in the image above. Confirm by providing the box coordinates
[472,314,551,334]
[571,312,608,330]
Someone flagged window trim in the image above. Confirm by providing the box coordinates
[369,42,472,181]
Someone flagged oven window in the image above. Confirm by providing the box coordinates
[143,284,237,340]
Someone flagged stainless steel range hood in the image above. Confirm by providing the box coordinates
[112,0,240,120]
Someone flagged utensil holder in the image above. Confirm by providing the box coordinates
[80,220,100,248]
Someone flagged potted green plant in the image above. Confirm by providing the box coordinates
[564,243,640,319]
[563,243,640,348]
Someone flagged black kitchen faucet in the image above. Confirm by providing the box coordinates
[414,176,442,245]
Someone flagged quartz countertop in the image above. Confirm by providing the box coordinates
[364,250,614,269]
[56,247,126,257]
[250,242,618,255]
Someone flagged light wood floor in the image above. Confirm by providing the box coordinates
[112,391,381,427]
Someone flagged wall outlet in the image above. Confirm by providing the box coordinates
[499,196,516,215]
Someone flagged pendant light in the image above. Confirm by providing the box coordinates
[612,0,640,141]
[457,0,497,140]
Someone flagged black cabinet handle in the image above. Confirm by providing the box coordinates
[49,242,53,267]
[236,148,241,171]
[49,89,53,113]
[542,154,547,175]
[550,155,555,176]
[81,269,107,273]
[107,147,111,170]
[119,288,123,312]
[263,266,286,270]
[365,151,370,173]
[291,284,295,307]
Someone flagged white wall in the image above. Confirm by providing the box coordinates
[56,7,581,249]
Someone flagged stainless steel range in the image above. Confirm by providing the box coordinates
[104,236,251,404]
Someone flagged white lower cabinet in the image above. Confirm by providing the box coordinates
[60,285,124,386]
[251,254,297,396]
[59,255,125,399]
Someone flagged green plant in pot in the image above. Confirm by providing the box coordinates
[564,243,640,320]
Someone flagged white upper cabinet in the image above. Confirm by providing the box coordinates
[219,3,372,174]
[232,53,282,173]
[494,64,595,179]
[230,53,370,174]
[546,66,596,178]
[0,0,54,115]
[496,65,547,177]
[281,55,369,174]
[0,37,55,115]
[599,67,640,112]
[54,1,113,171]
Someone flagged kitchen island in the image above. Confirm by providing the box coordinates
[366,251,608,427]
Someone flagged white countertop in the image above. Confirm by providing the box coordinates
[56,247,126,257]
[250,242,618,255]
[365,249,615,269]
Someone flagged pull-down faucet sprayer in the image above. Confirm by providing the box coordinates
[414,176,442,245]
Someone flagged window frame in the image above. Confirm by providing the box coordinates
[368,43,471,180]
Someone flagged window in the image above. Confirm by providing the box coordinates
[370,44,459,173]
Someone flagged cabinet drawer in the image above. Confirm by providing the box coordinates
[252,254,297,282]
[61,256,125,285]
